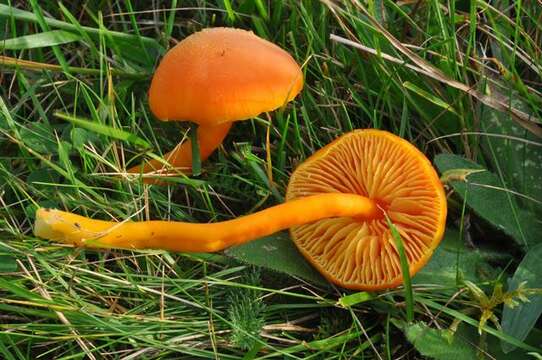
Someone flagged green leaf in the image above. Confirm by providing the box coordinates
[0,4,162,52]
[225,232,327,286]
[501,243,542,353]
[413,228,495,286]
[337,291,374,307]
[434,154,542,247]
[0,30,81,50]
[19,122,58,154]
[385,214,414,323]
[403,81,459,116]
[448,321,540,360]
[418,297,541,352]
[480,104,542,217]
[54,111,150,149]
[70,127,100,150]
[405,322,478,360]
[0,255,17,273]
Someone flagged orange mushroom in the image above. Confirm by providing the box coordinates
[286,130,447,289]
[35,129,447,290]
[128,27,303,181]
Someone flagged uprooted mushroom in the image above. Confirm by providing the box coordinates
[35,129,447,290]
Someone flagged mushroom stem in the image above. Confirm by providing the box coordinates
[34,193,380,253]
[127,122,232,183]
[189,123,201,177]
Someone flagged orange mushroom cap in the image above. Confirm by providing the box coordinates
[148,27,304,125]
[128,27,303,181]
[286,129,447,290]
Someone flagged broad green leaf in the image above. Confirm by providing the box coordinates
[405,322,478,360]
[447,321,540,360]
[20,122,58,154]
[0,255,17,273]
[480,104,542,217]
[54,111,150,149]
[225,232,327,286]
[0,30,81,50]
[501,243,542,353]
[418,297,541,352]
[435,154,542,247]
[70,127,100,150]
[413,228,495,286]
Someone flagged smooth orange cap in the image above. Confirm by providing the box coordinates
[148,27,304,125]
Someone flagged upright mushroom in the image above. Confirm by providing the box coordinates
[128,27,303,181]
[35,129,447,290]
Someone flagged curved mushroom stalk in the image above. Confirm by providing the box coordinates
[34,194,380,252]
[127,122,232,184]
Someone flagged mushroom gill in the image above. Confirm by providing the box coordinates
[286,129,447,290]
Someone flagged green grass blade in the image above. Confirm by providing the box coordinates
[253,0,269,21]
[53,111,150,149]
[385,214,414,323]
[0,30,81,50]
[28,0,69,72]
[165,0,178,42]
[403,81,459,116]
[56,2,100,61]
[337,292,375,307]
[0,55,146,78]
[0,3,162,51]
[190,123,201,177]
[222,0,236,24]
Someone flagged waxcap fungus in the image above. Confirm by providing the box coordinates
[35,129,446,292]
[148,27,303,125]
[286,129,447,290]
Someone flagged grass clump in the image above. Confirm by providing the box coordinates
[226,268,266,350]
